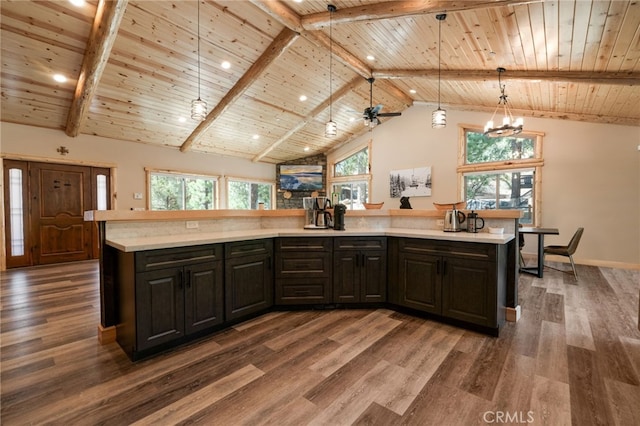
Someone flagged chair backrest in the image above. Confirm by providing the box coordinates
[567,227,584,255]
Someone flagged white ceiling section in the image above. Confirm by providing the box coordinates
[1,0,639,164]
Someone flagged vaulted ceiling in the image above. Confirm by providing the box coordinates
[2,0,639,164]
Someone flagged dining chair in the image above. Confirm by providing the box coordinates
[543,227,584,279]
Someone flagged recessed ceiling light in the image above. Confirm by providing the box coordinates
[69,0,85,6]
[221,61,231,69]
[409,89,417,94]
[178,117,187,123]
[53,74,67,83]
[252,134,260,140]
[366,55,375,61]
[304,146,310,152]
[299,95,307,102]
[349,117,355,122]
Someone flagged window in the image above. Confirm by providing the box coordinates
[458,128,544,225]
[8,168,25,256]
[148,170,218,210]
[227,178,274,210]
[330,146,371,210]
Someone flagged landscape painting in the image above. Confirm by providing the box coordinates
[390,166,432,198]
[279,165,323,191]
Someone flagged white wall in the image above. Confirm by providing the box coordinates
[1,122,275,210]
[328,104,640,267]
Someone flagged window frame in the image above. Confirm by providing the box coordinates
[457,125,545,226]
[226,175,276,210]
[145,168,219,211]
[328,142,372,210]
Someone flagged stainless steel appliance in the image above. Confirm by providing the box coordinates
[303,196,332,229]
[466,210,484,233]
[443,208,466,232]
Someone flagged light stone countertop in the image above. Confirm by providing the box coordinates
[106,227,515,252]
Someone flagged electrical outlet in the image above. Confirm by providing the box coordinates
[133,192,143,200]
[186,221,199,229]
[437,219,444,226]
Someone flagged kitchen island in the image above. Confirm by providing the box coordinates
[86,209,521,359]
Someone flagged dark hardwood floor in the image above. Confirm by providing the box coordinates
[1,259,639,425]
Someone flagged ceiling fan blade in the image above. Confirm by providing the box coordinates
[372,104,383,114]
[377,112,402,117]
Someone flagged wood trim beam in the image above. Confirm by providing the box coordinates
[65,0,128,137]
[180,28,299,153]
[301,0,541,29]
[373,69,640,86]
[252,76,366,162]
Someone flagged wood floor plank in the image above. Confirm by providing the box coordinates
[130,364,265,425]
[535,320,569,383]
[604,378,640,425]
[564,305,596,351]
[529,374,571,425]
[491,352,536,414]
[352,402,402,425]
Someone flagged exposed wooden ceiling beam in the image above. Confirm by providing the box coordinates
[65,0,128,137]
[180,28,299,153]
[252,76,366,162]
[301,0,541,29]
[373,69,640,86]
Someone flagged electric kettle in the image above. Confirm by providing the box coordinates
[443,208,466,232]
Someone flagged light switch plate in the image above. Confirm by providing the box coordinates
[186,221,199,229]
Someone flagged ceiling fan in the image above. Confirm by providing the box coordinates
[363,77,401,126]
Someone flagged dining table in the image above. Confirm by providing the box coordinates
[519,227,560,278]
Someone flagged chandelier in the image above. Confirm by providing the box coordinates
[484,67,523,137]
[432,13,446,129]
[325,4,337,137]
[191,1,207,121]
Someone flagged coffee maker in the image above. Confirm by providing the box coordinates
[303,196,332,229]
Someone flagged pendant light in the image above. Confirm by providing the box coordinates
[325,4,337,138]
[484,67,523,137]
[432,13,446,129]
[191,1,207,121]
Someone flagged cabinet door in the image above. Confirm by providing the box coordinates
[136,268,184,351]
[333,250,359,303]
[397,251,441,314]
[225,253,273,321]
[441,257,496,327]
[185,261,224,335]
[361,250,387,302]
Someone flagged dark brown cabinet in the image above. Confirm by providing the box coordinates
[333,237,387,303]
[116,244,223,360]
[390,238,506,331]
[225,239,273,321]
[275,237,332,305]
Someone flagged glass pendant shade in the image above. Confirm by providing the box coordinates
[191,98,207,121]
[325,120,337,137]
[432,108,446,128]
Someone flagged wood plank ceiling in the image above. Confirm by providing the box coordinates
[1,0,639,164]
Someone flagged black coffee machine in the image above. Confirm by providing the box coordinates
[333,204,346,230]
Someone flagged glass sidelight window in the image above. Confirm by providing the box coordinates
[8,168,25,256]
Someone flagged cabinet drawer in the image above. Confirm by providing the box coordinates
[398,238,496,262]
[276,237,332,252]
[276,278,331,304]
[275,252,332,278]
[135,244,222,272]
[334,237,387,251]
[225,239,273,258]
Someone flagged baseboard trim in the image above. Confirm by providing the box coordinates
[98,325,116,345]
[523,254,639,270]
[506,305,521,322]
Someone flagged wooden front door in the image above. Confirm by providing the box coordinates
[3,160,111,268]
[30,163,93,265]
